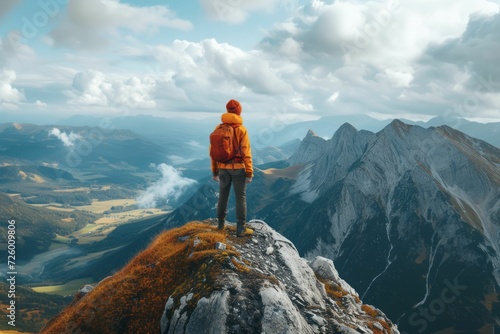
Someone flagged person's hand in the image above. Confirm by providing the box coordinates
[246,177,252,184]
[213,175,220,182]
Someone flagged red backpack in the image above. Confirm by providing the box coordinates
[209,123,241,163]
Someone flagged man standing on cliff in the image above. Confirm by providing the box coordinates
[210,99,254,237]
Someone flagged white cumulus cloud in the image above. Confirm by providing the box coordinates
[70,70,156,108]
[49,0,192,50]
[254,0,500,121]
[7,0,500,123]
[136,164,197,208]
[147,38,295,112]
[48,128,81,148]
[0,70,24,108]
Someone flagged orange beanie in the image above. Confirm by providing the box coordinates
[226,99,242,115]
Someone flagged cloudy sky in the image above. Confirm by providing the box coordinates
[1,0,499,124]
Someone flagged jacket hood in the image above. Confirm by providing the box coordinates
[221,113,243,125]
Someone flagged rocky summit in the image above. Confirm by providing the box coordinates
[42,220,399,334]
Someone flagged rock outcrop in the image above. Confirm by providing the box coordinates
[160,220,399,334]
[42,220,399,334]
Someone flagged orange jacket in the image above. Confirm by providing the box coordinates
[211,113,253,178]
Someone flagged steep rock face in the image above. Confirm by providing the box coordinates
[274,120,500,332]
[288,129,328,165]
[42,221,399,334]
[288,124,374,203]
[308,123,375,193]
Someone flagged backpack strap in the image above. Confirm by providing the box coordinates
[229,124,243,164]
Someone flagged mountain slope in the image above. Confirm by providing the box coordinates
[0,165,76,184]
[0,283,72,333]
[42,220,400,334]
[409,116,500,148]
[58,115,211,159]
[56,114,500,152]
[166,120,500,333]
[0,193,96,261]
[283,121,500,332]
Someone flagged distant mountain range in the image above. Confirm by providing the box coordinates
[0,122,170,167]
[267,115,500,148]
[58,114,215,161]
[58,114,500,149]
[0,122,171,186]
[164,120,500,333]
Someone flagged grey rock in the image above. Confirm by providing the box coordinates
[215,242,226,250]
[160,220,399,334]
[78,284,94,295]
[184,291,230,334]
[356,325,371,333]
[260,285,314,334]
[310,314,326,327]
[165,297,174,310]
[338,325,361,334]
[310,256,358,297]
[193,238,201,248]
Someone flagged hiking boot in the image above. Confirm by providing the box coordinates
[236,227,254,237]
[236,223,254,237]
[217,219,225,230]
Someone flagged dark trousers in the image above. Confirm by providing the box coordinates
[217,168,247,225]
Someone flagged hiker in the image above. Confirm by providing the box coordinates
[210,99,254,237]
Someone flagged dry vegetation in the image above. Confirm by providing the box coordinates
[41,221,240,334]
[316,275,350,301]
[362,304,392,334]
[316,274,394,334]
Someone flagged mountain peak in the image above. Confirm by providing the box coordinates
[333,122,358,138]
[377,119,414,140]
[42,220,399,334]
[288,130,328,165]
[389,119,412,131]
[305,129,317,138]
